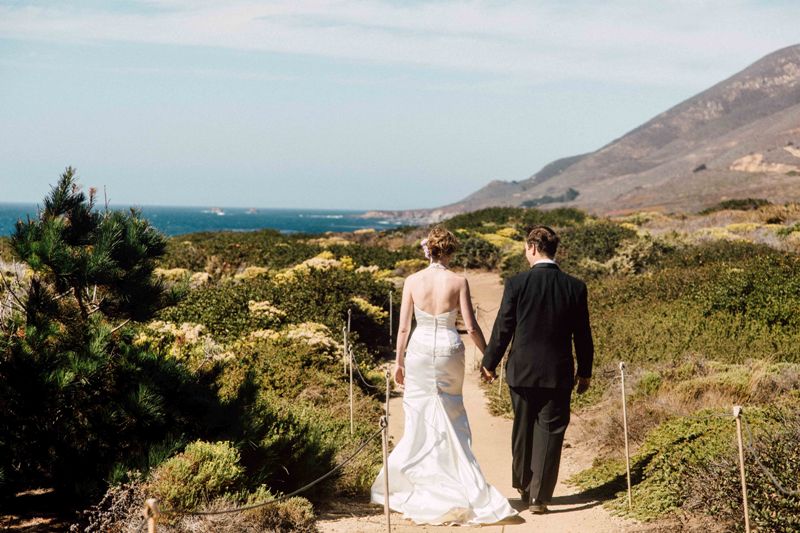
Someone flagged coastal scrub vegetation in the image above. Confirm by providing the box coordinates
[2,171,799,530]
[475,204,800,530]
[0,170,394,531]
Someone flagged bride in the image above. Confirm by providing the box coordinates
[370,227,516,525]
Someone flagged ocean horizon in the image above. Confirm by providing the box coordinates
[0,202,405,237]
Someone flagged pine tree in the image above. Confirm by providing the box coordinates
[0,168,218,503]
[11,167,166,325]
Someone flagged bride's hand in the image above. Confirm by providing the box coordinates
[394,364,405,386]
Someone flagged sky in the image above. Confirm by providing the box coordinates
[1,1,799,210]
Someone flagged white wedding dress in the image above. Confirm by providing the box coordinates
[370,305,517,525]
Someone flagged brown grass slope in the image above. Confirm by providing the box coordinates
[390,44,800,221]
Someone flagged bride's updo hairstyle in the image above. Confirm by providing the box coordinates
[425,226,459,260]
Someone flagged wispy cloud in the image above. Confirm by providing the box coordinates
[1,1,798,87]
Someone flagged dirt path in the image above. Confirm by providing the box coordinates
[318,271,636,533]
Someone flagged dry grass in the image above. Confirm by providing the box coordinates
[573,357,800,459]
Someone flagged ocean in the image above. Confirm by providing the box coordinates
[0,203,404,237]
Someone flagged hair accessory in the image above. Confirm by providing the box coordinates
[420,238,431,259]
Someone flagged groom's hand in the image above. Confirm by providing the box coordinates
[481,367,497,383]
[575,375,591,394]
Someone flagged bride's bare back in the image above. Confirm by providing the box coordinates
[407,266,463,315]
[394,264,486,385]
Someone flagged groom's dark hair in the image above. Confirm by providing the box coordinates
[526,225,559,258]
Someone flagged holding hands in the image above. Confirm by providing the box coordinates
[480,366,497,384]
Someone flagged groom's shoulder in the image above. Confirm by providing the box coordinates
[559,269,588,290]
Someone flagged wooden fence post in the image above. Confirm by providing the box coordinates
[381,414,391,533]
[143,498,159,533]
[620,362,632,510]
[389,291,393,348]
[349,346,355,436]
[733,406,751,533]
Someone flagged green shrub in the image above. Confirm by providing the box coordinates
[160,267,392,346]
[571,411,741,520]
[699,198,771,215]
[777,222,800,237]
[160,230,322,274]
[444,207,525,232]
[249,495,316,533]
[444,206,587,234]
[452,237,501,269]
[520,188,580,208]
[176,490,317,533]
[499,249,529,280]
[656,239,782,268]
[149,441,243,511]
[685,409,800,532]
[499,219,640,279]
[636,371,662,397]
[0,237,12,262]
[519,206,586,228]
[326,243,418,270]
[557,221,638,274]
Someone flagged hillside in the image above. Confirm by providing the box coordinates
[367,44,800,222]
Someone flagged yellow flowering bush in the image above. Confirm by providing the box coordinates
[495,227,519,239]
[137,320,233,370]
[247,300,287,321]
[234,266,270,280]
[153,267,191,282]
[479,232,516,250]
[350,296,388,323]
[394,258,428,275]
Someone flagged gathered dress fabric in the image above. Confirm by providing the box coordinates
[370,306,516,525]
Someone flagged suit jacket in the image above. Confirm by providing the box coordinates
[482,262,594,389]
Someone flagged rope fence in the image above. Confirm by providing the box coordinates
[615,360,799,533]
[139,309,395,532]
[139,407,390,531]
[136,303,796,533]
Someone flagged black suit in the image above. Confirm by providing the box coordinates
[482,262,594,502]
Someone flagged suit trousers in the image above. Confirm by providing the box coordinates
[509,386,571,503]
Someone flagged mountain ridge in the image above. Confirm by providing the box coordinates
[367,44,800,222]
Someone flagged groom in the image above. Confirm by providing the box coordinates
[481,225,594,514]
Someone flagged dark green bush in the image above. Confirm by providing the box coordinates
[159,268,392,347]
[0,237,12,262]
[444,206,587,234]
[520,187,580,208]
[558,221,638,270]
[685,409,800,532]
[326,243,418,270]
[0,316,233,502]
[498,219,638,279]
[519,206,586,228]
[656,240,782,268]
[452,237,501,269]
[571,410,744,520]
[160,230,322,274]
[699,198,771,215]
[444,207,525,232]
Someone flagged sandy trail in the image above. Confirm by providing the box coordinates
[318,271,635,533]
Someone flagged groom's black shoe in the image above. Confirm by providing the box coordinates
[516,488,530,503]
[529,499,548,514]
